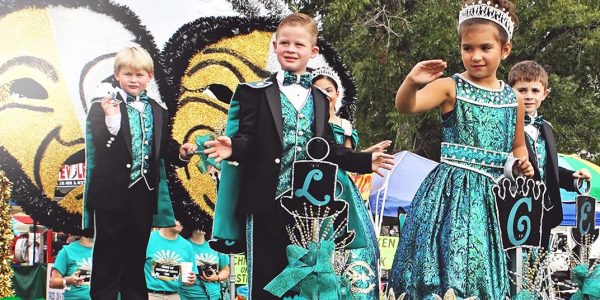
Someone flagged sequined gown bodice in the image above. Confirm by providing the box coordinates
[389,74,517,300]
[440,74,517,179]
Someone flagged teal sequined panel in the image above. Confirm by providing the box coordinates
[276,93,315,196]
[526,133,547,180]
[330,123,380,300]
[390,74,517,299]
[127,102,154,186]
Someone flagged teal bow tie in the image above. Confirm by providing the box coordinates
[525,114,544,128]
[125,91,149,104]
[283,71,313,89]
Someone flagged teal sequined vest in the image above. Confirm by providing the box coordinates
[276,92,315,196]
[126,102,154,187]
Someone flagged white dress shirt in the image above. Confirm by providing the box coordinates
[276,70,311,111]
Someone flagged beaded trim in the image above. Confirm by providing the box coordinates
[441,142,509,169]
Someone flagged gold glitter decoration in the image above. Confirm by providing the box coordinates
[0,170,15,297]
[172,30,274,215]
[0,8,85,211]
[58,185,84,214]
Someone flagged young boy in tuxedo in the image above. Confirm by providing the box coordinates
[86,46,197,299]
[508,60,591,249]
[204,13,394,299]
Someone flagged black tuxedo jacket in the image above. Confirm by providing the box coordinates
[228,74,372,214]
[86,94,181,212]
[525,121,576,232]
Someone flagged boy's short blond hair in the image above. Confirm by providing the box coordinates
[113,46,154,74]
[508,60,548,89]
[277,13,318,46]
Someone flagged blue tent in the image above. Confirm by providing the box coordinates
[368,151,438,233]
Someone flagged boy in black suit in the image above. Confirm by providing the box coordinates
[508,60,591,249]
[204,13,394,299]
[85,46,197,299]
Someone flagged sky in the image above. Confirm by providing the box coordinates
[112,0,238,48]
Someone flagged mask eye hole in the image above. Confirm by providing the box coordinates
[7,78,48,100]
[205,84,232,104]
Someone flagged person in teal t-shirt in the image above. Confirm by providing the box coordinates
[180,228,230,300]
[145,221,196,298]
[49,235,93,300]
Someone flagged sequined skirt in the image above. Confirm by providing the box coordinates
[389,163,509,300]
[339,171,380,300]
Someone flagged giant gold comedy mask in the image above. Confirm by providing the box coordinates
[0,0,161,234]
[161,17,359,230]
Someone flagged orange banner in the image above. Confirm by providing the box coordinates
[349,173,373,200]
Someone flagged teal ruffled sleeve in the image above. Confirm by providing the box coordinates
[329,123,359,150]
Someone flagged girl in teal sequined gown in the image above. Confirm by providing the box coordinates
[313,68,392,299]
[389,1,535,299]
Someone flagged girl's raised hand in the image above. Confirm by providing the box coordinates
[407,60,447,85]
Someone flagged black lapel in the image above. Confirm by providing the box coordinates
[541,122,559,180]
[312,87,326,137]
[265,75,284,145]
[150,99,163,162]
[117,93,133,158]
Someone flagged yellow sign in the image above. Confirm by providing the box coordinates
[378,236,399,270]
[234,254,247,285]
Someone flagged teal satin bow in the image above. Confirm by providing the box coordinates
[195,134,220,173]
[125,91,150,104]
[264,241,344,299]
[283,70,313,89]
[525,114,544,128]
[572,264,600,300]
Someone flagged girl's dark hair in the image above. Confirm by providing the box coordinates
[458,0,518,45]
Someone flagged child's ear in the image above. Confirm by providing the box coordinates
[310,46,319,58]
[501,42,512,60]
[542,87,550,100]
[148,72,154,80]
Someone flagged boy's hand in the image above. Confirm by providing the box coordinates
[573,168,592,180]
[100,96,120,116]
[204,136,232,162]
[371,152,395,177]
[515,158,534,177]
[363,140,392,153]
[407,60,447,86]
[179,143,198,160]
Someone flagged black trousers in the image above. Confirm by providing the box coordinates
[90,181,154,300]
[249,207,297,300]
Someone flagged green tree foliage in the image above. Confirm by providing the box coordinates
[289,0,600,164]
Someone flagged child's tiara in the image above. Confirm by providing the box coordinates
[311,67,342,90]
[458,1,515,41]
